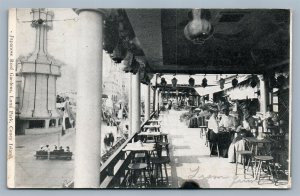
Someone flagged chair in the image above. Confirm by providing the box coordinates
[254,155,278,184]
[235,150,254,178]
[127,163,149,188]
[150,144,170,185]
[235,139,254,178]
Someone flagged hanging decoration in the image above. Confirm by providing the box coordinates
[269,73,277,89]
[250,75,258,88]
[161,77,167,86]
[232,77,238,87]
[176,90,179,96]
[103,18,119,54]
[189,77,195,87]
[202,77,208,88]
[172,77,178,88]
[219,78,225,89]
[111,40,126,63]
[184,9,214,44]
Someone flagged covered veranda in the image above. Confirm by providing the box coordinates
[72,9,290,188]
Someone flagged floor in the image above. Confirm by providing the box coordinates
[159,109,290,189]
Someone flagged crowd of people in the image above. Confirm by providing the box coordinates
[196,100,276,163]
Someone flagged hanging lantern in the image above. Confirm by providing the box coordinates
[103,19,119,54]
[172,77,178,87]
[184,9,214,44]
[161,77,167,86]
[250,75,258,88]
[232,78,238,87]
[111,40,126,63]
[202,77,208,88]
[269,74,277,89]
[189,77,195,87]
[219,78,225,89]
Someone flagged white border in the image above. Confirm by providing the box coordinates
[7,8,16,189]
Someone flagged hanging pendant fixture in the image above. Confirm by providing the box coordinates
[161,77,167,86]
[219,78,225,89]
[189,76,195,87]
[250,75,258,88]
[172,76,178,88]
[184,9,214,44]
[232,76,238,87]
[202,77,208,88]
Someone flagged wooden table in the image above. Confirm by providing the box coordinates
[148,120,162,125]
[244,137,272,155]
[143,124,161,132]
[138,132,168,143]
[123,142,156,152]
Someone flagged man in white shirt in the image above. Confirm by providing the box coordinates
[219,106,237,131]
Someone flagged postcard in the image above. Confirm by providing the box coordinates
[8,8,291,189]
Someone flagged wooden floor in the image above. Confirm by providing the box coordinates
[159,109,290,189]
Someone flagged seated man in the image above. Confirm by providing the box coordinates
[219,106,237,132]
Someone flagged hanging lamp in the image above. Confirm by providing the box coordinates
[202,76,208,88]
[219,78,225,89]
[172,76,178,88]
[232,75,238,87]
[189,76,195,87]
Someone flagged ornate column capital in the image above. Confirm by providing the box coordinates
[73,8,113,18]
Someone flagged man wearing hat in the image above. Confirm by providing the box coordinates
[219,105,237,132]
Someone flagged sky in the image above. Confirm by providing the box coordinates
[16,8,113,94]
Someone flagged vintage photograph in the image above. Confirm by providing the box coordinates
[8,8,291,188]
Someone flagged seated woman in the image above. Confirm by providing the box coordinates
[228,127,249,163]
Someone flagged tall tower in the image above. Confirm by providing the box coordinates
[16,9,62,134]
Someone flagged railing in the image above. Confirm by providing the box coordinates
[63,111,158,188]
[99,111,157,188]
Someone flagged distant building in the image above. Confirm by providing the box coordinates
[15,9,63,134]
[102,61,130,112]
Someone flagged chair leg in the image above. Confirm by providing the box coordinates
[143,169,147,187]
[246,157,254,178]
[235,154,239,175]
[217,144,220,158]
[257,161,263,184]
[242,156,246,178]
[164,163,169,184]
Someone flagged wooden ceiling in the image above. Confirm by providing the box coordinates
[125,9,290,74]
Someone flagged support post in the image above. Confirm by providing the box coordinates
[131,71,141,134]
[259,74,269,136]
[74,9,107,188]
[129,73,133,137]
[145,84,150,121]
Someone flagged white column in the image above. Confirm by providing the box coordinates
[259,74,269,136]
[129,73,133,136]
[131,71,141,133]
[155,89,159,112]
[144,84,151,121]
[74,9,106,188]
